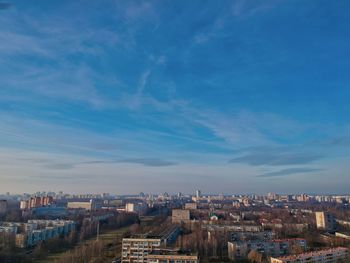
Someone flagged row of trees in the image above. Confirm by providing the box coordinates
[32,212,139,260]
[0,232,32,263]
[53,240,105,263]
[0,212,139,263]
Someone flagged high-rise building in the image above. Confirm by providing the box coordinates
[19,196,54,210]
[0,200,7,215]
[315,212,336,231]
[195,190,201,199]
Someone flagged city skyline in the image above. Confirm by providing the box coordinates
[1,0,350,194]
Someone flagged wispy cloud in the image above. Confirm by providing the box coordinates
[0,9,121,108]
[231,0,276,18]
[258,168,323,178]
[42,158,177,170]
[123,55,168,110]
[117,158,177,167]
[181,109,312,147]
[229,151,324,166]
[3,64,113,108]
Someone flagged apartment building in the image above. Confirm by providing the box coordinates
[126,202,148,214]
[315,212,336,231]
[122,226,179,263]
[172,209,190,224]
[228,238,307,259]
[270,247,349,263]
[1,220,75,248]
[229,230,275,242]
[122,238,163,263]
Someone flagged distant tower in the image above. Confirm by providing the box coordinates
[196,190,201,199]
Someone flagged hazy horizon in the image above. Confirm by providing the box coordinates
[1,1,350,194]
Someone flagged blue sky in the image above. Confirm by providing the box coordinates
[0,0,350,194]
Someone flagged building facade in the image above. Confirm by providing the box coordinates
[315,212,336,231]
[122,238,162,263]
[20,196,53,210]
[126,202,147,214]
[172,209,190,224]
[67,199,101,211]
[270,247,349,263]
[228,238,307,259]
[122,226,179,263]
[1,220,75,248]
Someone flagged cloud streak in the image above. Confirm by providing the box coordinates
[117,158,177,167]
[229,152,324,166]
[257,168,324,178]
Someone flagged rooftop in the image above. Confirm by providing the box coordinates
[125,225,179,240]
[149,249,196,256]
[273,247,349,260]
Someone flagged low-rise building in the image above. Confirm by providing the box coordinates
[67,199,101,211]
[335,232,350,241]
[270,247,349,263]
[228,238,307,259]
